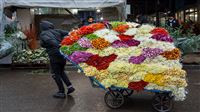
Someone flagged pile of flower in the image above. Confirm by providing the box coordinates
[60,22,187,101]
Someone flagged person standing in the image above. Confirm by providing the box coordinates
[39,21,75,98]
[84,16,95,25]
[166,14,180,28]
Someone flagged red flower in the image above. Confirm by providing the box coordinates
[150,28,169,35]
[113,24,129,33]
[61,36,74,45]
[79,26,95,35]
[71,35,81,41]
[69,30,82,37]
[118,34,134,41]
[85,54,117,70]
[61,35,81,46]
[128,81,149,91]
[89,23,105,31]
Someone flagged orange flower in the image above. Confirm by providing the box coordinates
[91,38,110,50]
[89,23,105,31]
[113,24,129,33]
[161,48,181,60]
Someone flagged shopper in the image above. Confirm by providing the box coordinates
[39,21,75,98]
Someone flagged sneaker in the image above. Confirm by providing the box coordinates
[67,87,75,95]
[53,92,66,99]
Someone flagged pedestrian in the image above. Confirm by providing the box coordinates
[166,14,180,28]
[39,21,75,98]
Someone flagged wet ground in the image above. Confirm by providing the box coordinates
[0,69,200,112]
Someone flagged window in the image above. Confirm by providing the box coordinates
[185,8,198,22]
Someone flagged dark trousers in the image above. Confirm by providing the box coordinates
[50,56,72,93]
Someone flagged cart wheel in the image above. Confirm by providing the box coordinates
[152,93,173,112]
[120,89,134,97]
[104,90,124,109]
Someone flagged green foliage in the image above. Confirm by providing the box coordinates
[60,43,87,55]
[12,48,49,64]
[4,22,18,38]
[163,25,200,55]
[85,34,99,40]
[110,21,126,28]
[175,35,200,55]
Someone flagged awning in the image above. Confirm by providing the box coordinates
[4,0,126,8]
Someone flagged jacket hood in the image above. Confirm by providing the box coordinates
[40,21,54,31]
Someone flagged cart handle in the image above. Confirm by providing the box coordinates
[60,51,84,73]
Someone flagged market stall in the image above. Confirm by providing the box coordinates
[0,0,126,64]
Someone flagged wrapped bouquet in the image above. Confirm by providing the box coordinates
[60,22,187,101]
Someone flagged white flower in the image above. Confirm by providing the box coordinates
[94,28,110,37]
[124,28,138,36]
[94,28,119,43]
[137,24,155,35]
[138,38,175,51]
[126,22,140,28]
[143,56,182,68]
[103,33,119,43]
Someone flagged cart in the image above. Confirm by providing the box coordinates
[61,51,174,112]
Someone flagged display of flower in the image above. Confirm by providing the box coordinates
[77,37,92,48]
[161,48,181,60]
[113,24,129,33]
[151,27,169,35]
[68,51,93,64]
[61,35,80,46]
[79,25,95,35]
[91,38,110,50]
[118,34,134,41]
[60,22,187,101]
[124,28,138,36]
[151,34,173,43]
[142,48,164,59]
[89,23,105,31]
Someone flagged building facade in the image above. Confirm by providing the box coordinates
[127,0,200,24]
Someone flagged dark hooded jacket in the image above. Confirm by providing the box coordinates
[39,21,68,62]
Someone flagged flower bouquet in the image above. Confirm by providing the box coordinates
[60,22,187,101]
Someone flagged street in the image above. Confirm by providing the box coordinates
[0,69,200,112]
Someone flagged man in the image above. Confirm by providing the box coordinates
[39,21,75,98]
[84,16,95,25]
[166,14,180,28]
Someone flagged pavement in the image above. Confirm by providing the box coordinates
[0,69,200,112]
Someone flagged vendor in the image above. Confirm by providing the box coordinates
[39,21,75,98]
[84,16,95,25]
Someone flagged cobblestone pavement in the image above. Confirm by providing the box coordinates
[0,69,200,112]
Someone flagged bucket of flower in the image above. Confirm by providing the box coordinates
[60,22,188,112]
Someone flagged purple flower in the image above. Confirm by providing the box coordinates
[77,37,92,48]
[69,51,93,64]
[142,48,164,58]
[151,34,173,43]
[125,40,140,46]
[112,40,129,48]
[129,55,146,64]
[112,39,140,48]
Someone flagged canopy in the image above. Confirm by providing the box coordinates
[0,0,126,37]
[4,0,126,8]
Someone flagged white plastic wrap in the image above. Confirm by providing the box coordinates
[0,38,13,59]
[4,0,126,8]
